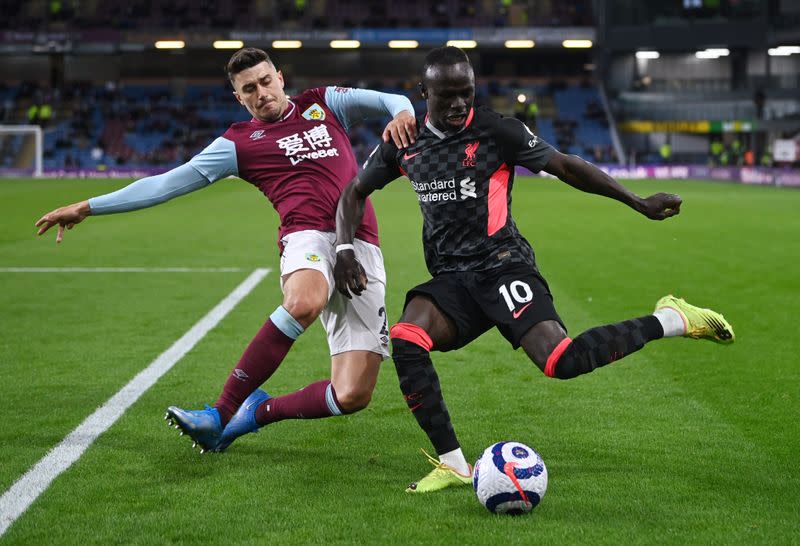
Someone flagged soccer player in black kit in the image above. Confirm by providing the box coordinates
[334,46,735,493]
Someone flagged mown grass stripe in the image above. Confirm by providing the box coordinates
[0,268,270,537]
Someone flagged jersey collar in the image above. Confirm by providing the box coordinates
[280,100,297,121]
[424,107,475,140]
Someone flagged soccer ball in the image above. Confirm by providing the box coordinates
[473,441,548,515]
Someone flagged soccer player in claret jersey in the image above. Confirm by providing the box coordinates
[35,48,417,453]
[334,46,735,492]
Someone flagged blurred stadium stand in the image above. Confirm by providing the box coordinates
[597,0,800,167]
[0,0,593,30]
[0,0,798,174]
[2,77,613,170]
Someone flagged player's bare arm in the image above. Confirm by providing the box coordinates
[543,151,682,220]
[382,110,417,149]
[334,177,374,298]
[35,200,92,243]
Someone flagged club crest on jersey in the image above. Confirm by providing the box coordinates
[302,103,326,121]
[249,130,266,140]
[305,253,321,262]
[463,141,479,167]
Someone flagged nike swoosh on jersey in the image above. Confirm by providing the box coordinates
[512,302,533,319]
[403,151,421,160]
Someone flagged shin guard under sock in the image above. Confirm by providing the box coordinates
[214,306,304,425]
[545,315,663,380]
[255,380,346,425]
[391,323,460,455]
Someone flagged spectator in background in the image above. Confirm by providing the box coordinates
[526,99,539,129]
[710,139,724,166]
[27,104,39,124]
[719,147,730,166]
[730,136,743,166]
[90,141,104,162]
[39,101,53,128]
[659,141,672,165]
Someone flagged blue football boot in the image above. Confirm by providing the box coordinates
[217,389,271,452]
[165,404,223,453]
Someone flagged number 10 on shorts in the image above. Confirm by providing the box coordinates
[498,280,533,312]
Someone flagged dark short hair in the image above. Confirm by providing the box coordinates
[423,46,471,73]
[226,47,273,83]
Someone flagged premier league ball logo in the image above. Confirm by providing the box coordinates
[473,441,548,515]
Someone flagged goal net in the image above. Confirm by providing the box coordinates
[0,125,43,177]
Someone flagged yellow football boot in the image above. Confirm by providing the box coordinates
[405,450,472,493]
[655,295,735,344]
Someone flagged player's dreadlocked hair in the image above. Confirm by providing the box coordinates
[423,46,471,72]
[226,47,275,83]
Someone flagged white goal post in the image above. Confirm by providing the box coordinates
[0,124,43,177]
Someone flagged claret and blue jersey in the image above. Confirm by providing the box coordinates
[88,86,413,250]
[191,87,380,247]
[359,106,555,275]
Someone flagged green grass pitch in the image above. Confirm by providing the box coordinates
[1,176,798,544]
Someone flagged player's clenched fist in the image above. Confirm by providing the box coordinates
[639,193,682,221]
[334,248,368,299]
[35,200,91,243]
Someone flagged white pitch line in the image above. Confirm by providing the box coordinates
[0,267,245,273]
[0,267,271,537]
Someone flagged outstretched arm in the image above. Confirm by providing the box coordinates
[334,177,374,298]
[35,162,213,243]
[543,151,682,220]
[35,137,237,243]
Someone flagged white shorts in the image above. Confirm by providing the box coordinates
[279,230,390,359]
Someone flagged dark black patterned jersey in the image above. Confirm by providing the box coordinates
[359,106,555,275]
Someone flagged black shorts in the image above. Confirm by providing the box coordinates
[402,264,565,351]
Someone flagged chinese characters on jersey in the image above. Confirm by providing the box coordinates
[276,124,339,166]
